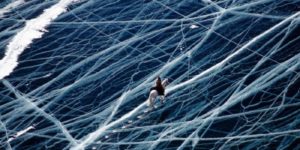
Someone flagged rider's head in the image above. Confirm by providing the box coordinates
[156,76,161,84]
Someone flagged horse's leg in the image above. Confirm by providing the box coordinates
[148,90,157,109]
[160,96,165,104]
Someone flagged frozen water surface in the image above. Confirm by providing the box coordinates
[1,0,300,149]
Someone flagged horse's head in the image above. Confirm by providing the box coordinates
[162,78,169,88]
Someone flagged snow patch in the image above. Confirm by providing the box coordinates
[0,0,80,80]
[0,0,25,18]
[190,24,199,29]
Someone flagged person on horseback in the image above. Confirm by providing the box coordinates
[148,76,169,109]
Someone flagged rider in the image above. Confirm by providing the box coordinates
[150,76,165,96]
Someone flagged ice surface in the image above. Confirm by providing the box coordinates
[1,0,300,149]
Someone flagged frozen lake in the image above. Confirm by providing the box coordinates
[1,0,300,149]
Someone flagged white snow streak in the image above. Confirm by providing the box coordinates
[0,0,25,18]
[0,0,79,80]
